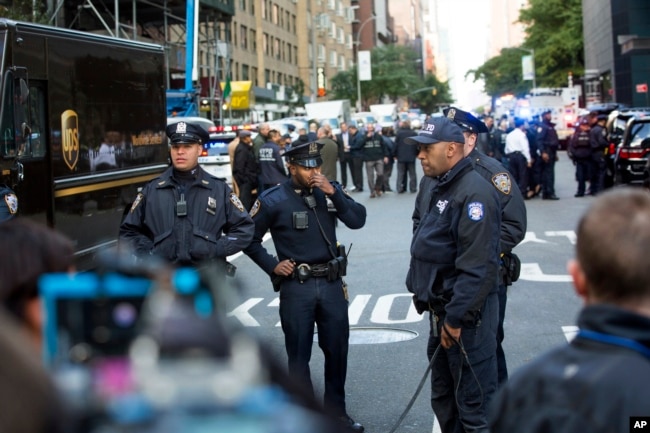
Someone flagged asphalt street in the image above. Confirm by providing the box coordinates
[225,151,595,433]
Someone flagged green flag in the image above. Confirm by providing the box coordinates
[222,75,232,102]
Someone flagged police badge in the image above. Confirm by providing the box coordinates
[492,172,512,195]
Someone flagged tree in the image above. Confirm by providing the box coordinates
[0,0,49,23]
[409,73,453,114]
[518,0,584,87]
[466,0,583,99]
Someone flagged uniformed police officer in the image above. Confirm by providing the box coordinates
[406,116,501,433]
[444,107,527,385]
[536,110,560,200]
[244,141,366,432]
[0,184,18,222]
[119,121,254,270]
[589,114,609,195]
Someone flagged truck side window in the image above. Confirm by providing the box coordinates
[27,85,46,158]
[0,71,17,157]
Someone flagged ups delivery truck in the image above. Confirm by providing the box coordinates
[0,19,169,269]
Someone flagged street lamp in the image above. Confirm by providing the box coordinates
[355,15,376,111]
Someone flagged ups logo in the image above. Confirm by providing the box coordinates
[61,110,79,170]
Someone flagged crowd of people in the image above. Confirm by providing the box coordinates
[2,113,650,433]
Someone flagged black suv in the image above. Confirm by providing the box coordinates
[605,109,650,186]
[605,108,650,187]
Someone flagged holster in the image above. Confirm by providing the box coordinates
[501,252,521,286]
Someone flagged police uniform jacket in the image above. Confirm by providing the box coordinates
[119,165,254,265]
[244,180,366,275]
[414,151,526,255]
[536,120,560,155]
[258,141,288,186]
[589,124,608,156]
[489,304,650,433]
[568,128,592,160]
[407,158,501,328]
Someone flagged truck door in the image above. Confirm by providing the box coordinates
[0,68,50,223]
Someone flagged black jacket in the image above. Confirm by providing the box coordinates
[119,165,254,266]
[394,127,418,162]
[490,304,650,433]
[407,158,501,327]
[233,141,259,187]
[536,120,560,155]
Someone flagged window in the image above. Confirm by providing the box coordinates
[285,11,290,31]
[337,27,344,44]
[232,23,237,47]
[242,64,249,81]
[318,44,325,62]
[263,33,269,55]
[265,69,271,85]
[239,0,246,11]
[330,51,337,67]
[339,54,345,70]
[274,38,280,60]
[250,29,256,51]
[287,43,292,64]
[252,67,258,86]
[272,4,279,24]
[240,25,248,49]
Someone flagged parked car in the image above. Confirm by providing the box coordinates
[608,109,650,186]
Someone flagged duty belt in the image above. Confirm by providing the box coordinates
[297,263,330,278]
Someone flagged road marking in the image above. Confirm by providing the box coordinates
[545,230,577,245]
[519,263,572,282]
[518,231,551,245]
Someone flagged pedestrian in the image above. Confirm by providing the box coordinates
[348,123,365,192]
[489,187,650,433]
[258,129,289,190]
[589,114,609,195]
[380,126,396,192]
[120,121,254,270]
[476,115,494,156]
[505,118,532,196]
[536,110,560,200]
[526,116,543,199]
[253,122,271,194]
[0,183,18,222]
[317,126,339,182]
[232,129,259,210]
[336,121,354,189]
[394,119,418,193]
[568,118,592,197]
[307,121,318,142]
[244,141,366,432]
[491,118,510,166]
[360,123,389,198]
[292,128,310,147]
[406,116,501,433]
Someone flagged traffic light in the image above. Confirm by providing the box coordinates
[318,87,326,97]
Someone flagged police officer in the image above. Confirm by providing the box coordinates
[536,110,560,200]
[589,114,609,195]
[119,121,254,269]
[0,184,18,222]
[406,116,501,433]
[244,141,366,432]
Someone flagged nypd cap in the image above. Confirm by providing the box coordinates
[404,116,465,146]
[285,141,324,168]
[443,107,489,133]
[166,121,210,145]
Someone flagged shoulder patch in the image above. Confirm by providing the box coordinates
[467,201,484,221]
[491,172,512,195]
[249,199,261,217]
[4,193,18,215]
[230,193,245,213]
[130,193,144,213]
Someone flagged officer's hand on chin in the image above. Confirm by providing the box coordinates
[309,173,335,196]
[441,322,462,349]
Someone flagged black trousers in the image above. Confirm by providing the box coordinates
[396,161,417,192]
[507,152,528,195]
[279,276,350,415]
[351,155,364,191]
[339,152,353,188]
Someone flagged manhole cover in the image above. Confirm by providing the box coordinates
[314,327,419,345]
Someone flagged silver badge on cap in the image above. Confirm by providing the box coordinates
[446,108,456,120]
[309,142,318,155]
[176,122,187,134]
